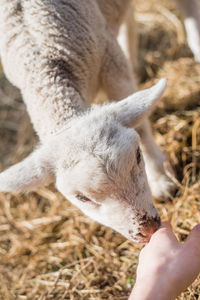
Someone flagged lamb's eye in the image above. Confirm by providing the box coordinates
[136,147,141,164]
[76,194,91,202]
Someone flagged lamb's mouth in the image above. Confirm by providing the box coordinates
[131,232,150,243]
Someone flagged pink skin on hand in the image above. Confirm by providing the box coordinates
[129,222,200,300]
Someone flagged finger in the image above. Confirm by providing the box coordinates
[150,221,178,245]
[184,224,200,255]
[161,221,172,230]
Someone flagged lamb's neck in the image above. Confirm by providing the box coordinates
[22,80,88,142]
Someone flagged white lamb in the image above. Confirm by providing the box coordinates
[0,0,178,242]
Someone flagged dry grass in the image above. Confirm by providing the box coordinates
[0,0,200,299]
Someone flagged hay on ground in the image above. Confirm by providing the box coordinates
[0,0,199,299]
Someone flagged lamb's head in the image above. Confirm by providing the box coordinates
[56,120,160,243]
[0,79,166,243]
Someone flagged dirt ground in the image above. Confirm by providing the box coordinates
[0,0,200,299]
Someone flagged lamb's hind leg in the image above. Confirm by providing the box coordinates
[117,6,176,199]
[136,119,176,200]
[175,0,200,62]
[101,38,176,200]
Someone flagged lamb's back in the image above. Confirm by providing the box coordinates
[0,0,109,100]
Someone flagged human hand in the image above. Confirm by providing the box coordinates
[129,222,200,300]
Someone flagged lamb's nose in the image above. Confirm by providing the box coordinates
[140,216,161,240]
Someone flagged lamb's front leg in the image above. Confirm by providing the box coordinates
[137,119,176,200]
[175,0,200,62]
[101,38,176,200]
[117,2,138,74]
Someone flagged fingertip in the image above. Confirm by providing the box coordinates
[149,221,173,241]
[161,221,172,230]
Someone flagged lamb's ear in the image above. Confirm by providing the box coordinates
[0,146,55,193]
[107,79,167,128]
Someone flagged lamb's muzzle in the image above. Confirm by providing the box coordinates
[137,216,161,242]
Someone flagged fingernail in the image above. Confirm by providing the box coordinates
[194,224,200,231]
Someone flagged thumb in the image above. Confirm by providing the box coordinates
[185,224,200,254]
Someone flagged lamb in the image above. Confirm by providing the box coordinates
[0,0,176,242]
